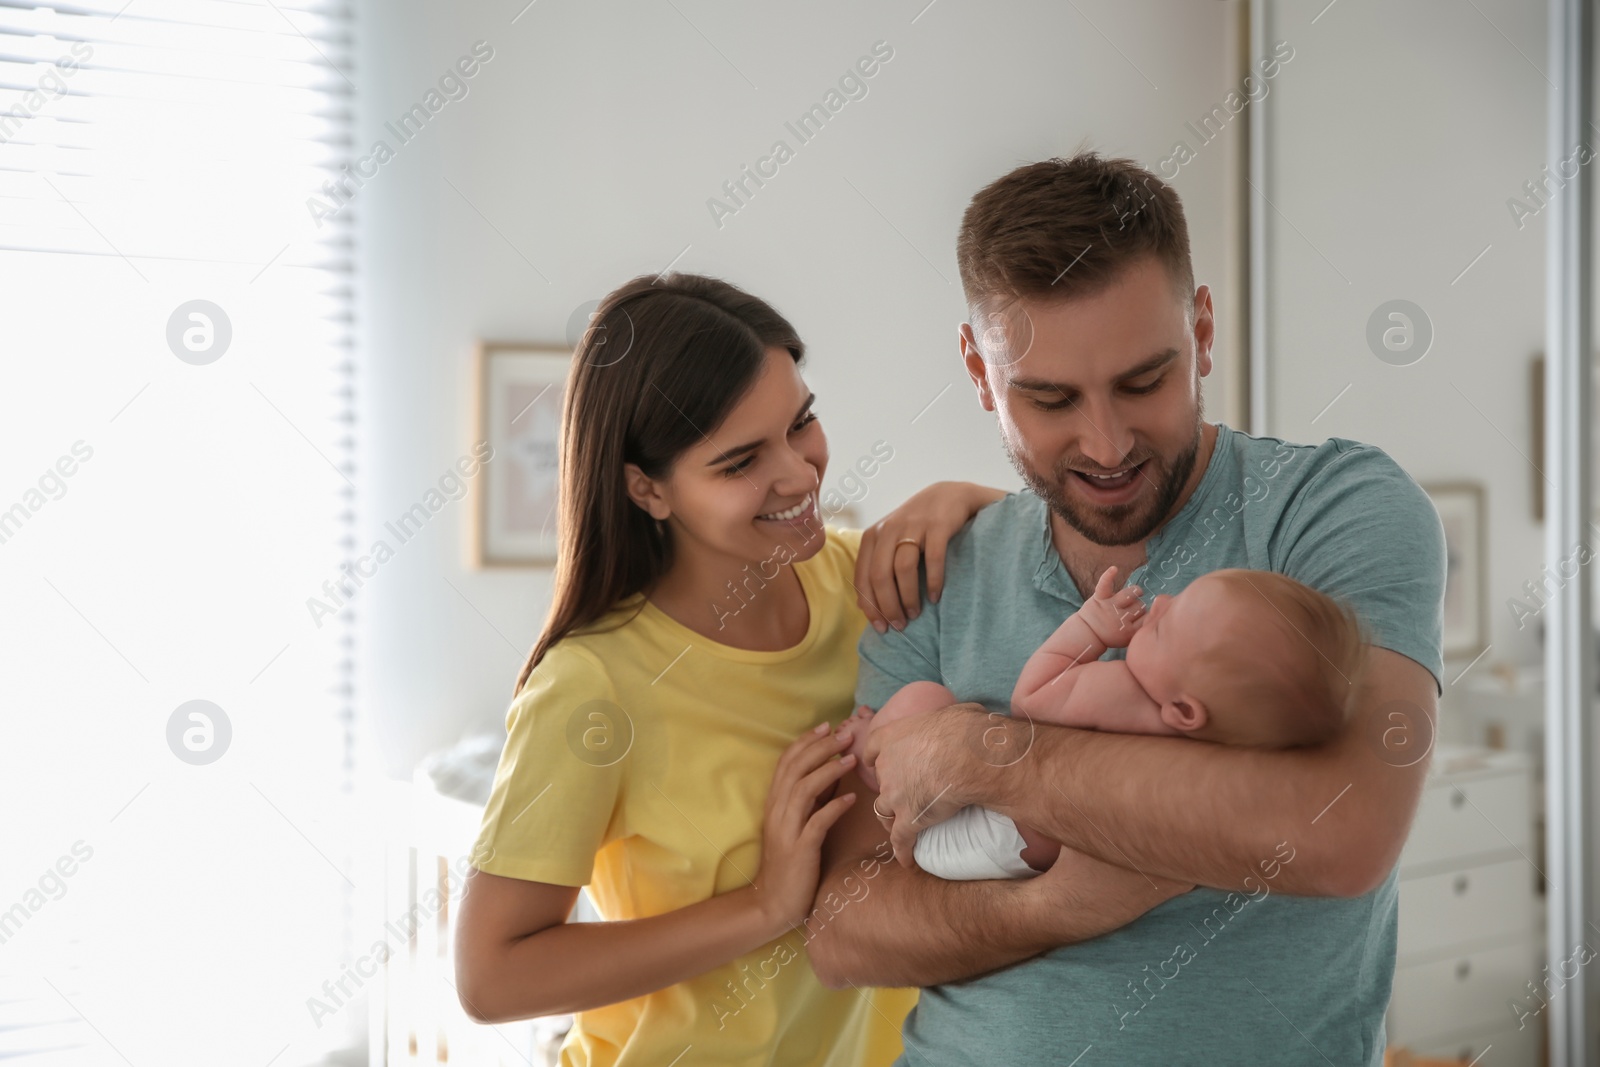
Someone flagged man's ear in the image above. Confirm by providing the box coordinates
[1159,696,1208,734]
[623,463,671,521]
[958,323,996,412]
[1191,284,1215,380]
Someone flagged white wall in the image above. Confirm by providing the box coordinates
[1260,0,1551,688]
[354,0,1249,776]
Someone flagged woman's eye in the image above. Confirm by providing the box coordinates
[722,456,755,477]
[791,410,819,433]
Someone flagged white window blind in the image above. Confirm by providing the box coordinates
[0,2,360,1065]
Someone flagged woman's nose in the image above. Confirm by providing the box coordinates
[775,446,819,494]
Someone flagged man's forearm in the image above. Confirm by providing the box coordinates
[987,724,1304,891]
[808,771,1190,989]
[806,845,1048,989]
[977,652,1434,899]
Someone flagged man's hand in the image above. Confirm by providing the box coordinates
[808,764,1192,990]
[1020,844,1195,942]
[1079,565,1146,649]
[862,702,1011,865]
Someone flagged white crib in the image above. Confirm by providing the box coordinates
[363,776,572,1067]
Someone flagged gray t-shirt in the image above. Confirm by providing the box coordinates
[856,423,1446,1067]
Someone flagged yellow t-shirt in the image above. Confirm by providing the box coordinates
[470,526,917,1067]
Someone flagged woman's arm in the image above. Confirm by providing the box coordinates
[455,723,859,1023]
[454,871,784,1023]
[855,481,1006,632]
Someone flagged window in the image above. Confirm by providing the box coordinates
[0,2,359,1064]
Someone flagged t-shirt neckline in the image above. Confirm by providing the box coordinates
[635,553,826,665]
[1145,421,1236,555]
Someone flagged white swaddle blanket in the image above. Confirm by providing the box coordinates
[913,804,1041,880]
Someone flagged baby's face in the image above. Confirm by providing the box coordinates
[1125,574,1256,704]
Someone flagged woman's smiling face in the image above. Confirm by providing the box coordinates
[634,347,830,569]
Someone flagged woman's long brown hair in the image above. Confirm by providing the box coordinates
[512,273,805,697]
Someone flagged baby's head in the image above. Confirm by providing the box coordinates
[1124,569,1366,748]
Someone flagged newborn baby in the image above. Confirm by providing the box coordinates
[843,565,1366,880]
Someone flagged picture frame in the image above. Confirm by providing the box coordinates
[473,342,571,567]
[1424,482,1488,662]
[1528,352,1600,521]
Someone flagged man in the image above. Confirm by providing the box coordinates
[809,153,1445,1065]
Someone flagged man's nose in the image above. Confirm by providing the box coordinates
[1075,395,1136,469]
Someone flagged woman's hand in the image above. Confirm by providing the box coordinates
[458,725,862,1022]
[856,481,1006,633]
[749,722,860,935]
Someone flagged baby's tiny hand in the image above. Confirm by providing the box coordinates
[1082,565,1147,647]
[837,704,874,738]
[837,706,879,791]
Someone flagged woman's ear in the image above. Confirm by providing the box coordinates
[623,463,671,521]
[1159,696,1208,734]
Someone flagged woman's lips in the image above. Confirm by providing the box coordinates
[757,492,817,523]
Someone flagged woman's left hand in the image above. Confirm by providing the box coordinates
[855,481,1006,633]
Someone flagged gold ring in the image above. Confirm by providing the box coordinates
[872,797,895,820]
[894,537,919,549]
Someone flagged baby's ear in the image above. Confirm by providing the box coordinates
[1159,696,1208,733]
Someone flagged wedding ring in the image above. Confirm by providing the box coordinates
[894,537,919,549]
[871,797,895,820]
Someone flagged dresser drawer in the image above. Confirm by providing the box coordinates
[1412,1017,1543,1066]
[1401,771,1531,870]
[1389,940,1537,1042]
[1397,857,1537,960]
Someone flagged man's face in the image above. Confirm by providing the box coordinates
[960,256,1214,547]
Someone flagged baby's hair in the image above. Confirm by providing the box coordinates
[1206,570,1369,748]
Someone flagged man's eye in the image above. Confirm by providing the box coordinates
[1124,376,1164,396]
[1034,395,1076,412]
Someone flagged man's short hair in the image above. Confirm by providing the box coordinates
[956,152,1195,329]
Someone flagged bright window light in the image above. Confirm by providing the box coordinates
[0,3,360,1065]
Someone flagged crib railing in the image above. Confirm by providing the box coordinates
[364,776,571,1067]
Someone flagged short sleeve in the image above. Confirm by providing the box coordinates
[469,642,627,886]
[828,525,864,566]
[1272,443,1447,693]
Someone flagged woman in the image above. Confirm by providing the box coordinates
[454,272,1002,1066]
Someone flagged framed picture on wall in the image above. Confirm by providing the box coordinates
[1528,352,1600,521]
[1424,482,1488,661]
[474,342,570,566]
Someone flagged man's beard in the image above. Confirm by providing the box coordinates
[1006,420,1203,547]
